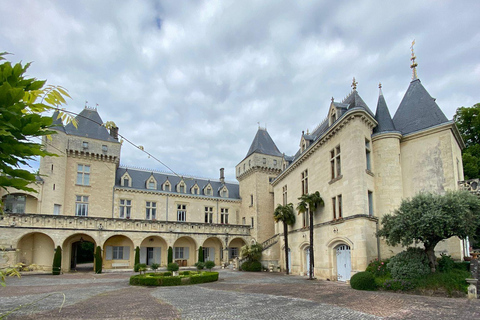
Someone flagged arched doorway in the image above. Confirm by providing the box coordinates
[228,238,246,261]
[202,237,223,266]
[63,234,96,272]
[17,232,54,270]
[173,236,197,266]
[103,235,134,269]
[304,247,310,276]
[336,244,351,281]
[140,236,167,267]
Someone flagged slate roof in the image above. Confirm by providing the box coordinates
[373,89,398,134]
[50,110,66,133]
[342,90,375,117]
[116,167,240,199]
[64,108,118,142]
[393,79,449,135]
[245,128,283,158]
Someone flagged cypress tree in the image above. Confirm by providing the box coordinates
[168,246,173,264]
[52,246,62,275]
[198,246,204,263]
[94,246,102,274]
[134,246,140,272]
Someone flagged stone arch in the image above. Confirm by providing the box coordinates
[173,236,197,266]
[103,234,135,269]
[326,237,354,281]
[2,192,38,214]
[62,233,97,272]
[228,237,247,260]
[299,241,310,276]
[202,237,223,266]
[140,235,168,267]
[17,232,54,270]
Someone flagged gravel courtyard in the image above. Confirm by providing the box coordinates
[0,269,479,319]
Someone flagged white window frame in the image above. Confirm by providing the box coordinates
[205,206,213,223]
[113,246,124,260]
[330,145,341,180]
[76,164,90,186]
[220,208,229,224]
[365,139,371,171]
[177,204,186,222]
[120,199,132,219]
[75,195,89,216]
[146,201,156,220]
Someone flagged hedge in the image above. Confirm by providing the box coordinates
[350,271,376,291]
[130,272,219,287]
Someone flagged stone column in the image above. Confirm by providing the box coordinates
[470,256,479,297]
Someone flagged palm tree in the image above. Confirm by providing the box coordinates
[297,191,324,280]
[274,203,296,275]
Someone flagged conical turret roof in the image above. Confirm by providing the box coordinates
[373,89,397,134]
[245,128,282,158]
[50,110,66,133]
[393,79,448,135]
[65,107,118,142]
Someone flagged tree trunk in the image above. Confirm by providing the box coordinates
[309,209,314,280]
[425,243,437,273]
[284,222,289,275]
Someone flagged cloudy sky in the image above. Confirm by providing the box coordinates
[2,1,479,181]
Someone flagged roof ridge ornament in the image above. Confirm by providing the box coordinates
[379,82,383,96]
[351,77,358,91]
[410,40,418,80]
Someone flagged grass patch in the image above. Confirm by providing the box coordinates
[414,270,470,295]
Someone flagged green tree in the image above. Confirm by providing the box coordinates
[454,103,480,179]
[240,243,263,262]
[198,246,204,263]
[168,246,173,264]
[94,246,102,274]
[274,203,296,275]
[377,191,480,273]
[297,191,324,280]
[134,246,140,271]
[0,52,72,194]
[52,246,62,275]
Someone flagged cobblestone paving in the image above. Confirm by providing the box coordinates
[0,270,479,319]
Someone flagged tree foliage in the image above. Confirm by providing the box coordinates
[0,52,73,193]
[454,103,480,179]
[297,191,324,279]
[274,203,295,274]
[377,191,480,272]
[94,246,102,274]
[52,246,62,275]
[134,246,140,271]
[240,243,263,262]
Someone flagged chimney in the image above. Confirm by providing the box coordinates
[220,168,225,184]
[109,127,119,140]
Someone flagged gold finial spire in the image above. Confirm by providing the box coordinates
[378,82,382,89]
[351,77,358,90]
[410,40,418,80]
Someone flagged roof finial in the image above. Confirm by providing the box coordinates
[257,122,260,129]
[85,100,88,108]
[331,97,334,103]
[351,77,358,90]
[378,82,383,96]
[410,40,418,80]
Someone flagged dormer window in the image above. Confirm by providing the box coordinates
[205,187,212,196]
[121,172,132,187]
[192,186,199,195]
[146,176,157,190]
[163,181,171,192]
[123,177,130,186]
[329,109,337,126]
[178,183,186,193]
[220,186,229,198]
[83,141,89,149]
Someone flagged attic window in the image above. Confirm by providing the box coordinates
[205,187,212,196]
[263,158,266,165]
[102,145,108,152]
[83,141,89,149]
[179,184,185,193]
[192,186,199,195]
[330,110,337,126]
[147,179,156,190]
[123,177,130,187]
[221,188,228,198]
[273,160,277,166]
[163,181,171,192]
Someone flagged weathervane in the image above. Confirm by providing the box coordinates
[351,77,358,90]
[378,82,382,89]
[410,40,418,80]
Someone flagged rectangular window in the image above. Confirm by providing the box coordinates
[205,187,212,196]
[242,217,246,225]
[123,178,129,187]
[148,180,155,190]
[146,201,156,220]
[332,195,342,219]
[179,184,185,193]
[221,189,227,197]
[205,206,213,223]
[76,164,90,185]
[368,191,374,216]
[174,247,189,260]
[229,247,239,259]
[102,145,108,152]
[263,158,266,164]
[54,204,61,215]
[120,199,132,219]
[220,208,229,224]
[113,246,124,260]
[273,159,277,166]
[282,185,287,206]
[301,169,308,195]
[303,210,309,228]
[75,195,89,216]
[338,195,342,218]
[177,204,186,222]
[82,141,88,149]
[365,139,371,171]
[251,217,254,228]
[330,145,341,180]
[250,194,254,206]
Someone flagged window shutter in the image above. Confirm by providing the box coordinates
[106,246,113,260]
[140,247,147,264]
[185,247,189,259]
[210,247,215,262]
[123,246,130,260]
[154,247,161,264]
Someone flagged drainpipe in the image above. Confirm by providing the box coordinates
[166,194,169,221]
[216,199,219,223]
[111,186,115,218]
[376,219,381,261]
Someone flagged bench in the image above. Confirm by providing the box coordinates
[112,262,129,269]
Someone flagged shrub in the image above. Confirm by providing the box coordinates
[94,246,102,274]
[241,260,262,272]
[167,262,179,272]
[180,271,191,275]
[387,248,430,280]
[453,261,470,272]
[198,246,204,263]
[205,260,215,271]
[129,272,219,287]
[437,254,455,273]
[365,258,390,277]
[162,271,172,276]
[415,269,470,295]
[168,247,173,264]
[350,271,376,291]
[137,263,147,274]
[381,279,415,291]
[150,263,159,272]
[134,247,140,272]
[52,246,62,275]
[195,262,205,270]
[161,276,182,286]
